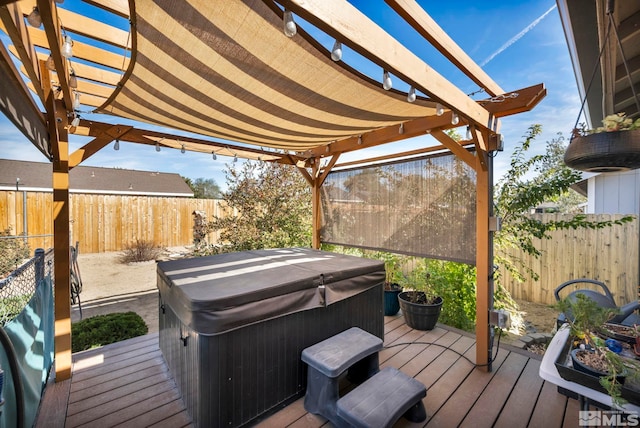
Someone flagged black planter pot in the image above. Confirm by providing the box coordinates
[384,285,402,316]
[564,130,640,172]
[570,348,626,384]
[398,292,443,330]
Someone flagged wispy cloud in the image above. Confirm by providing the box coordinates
[480,4,557,67]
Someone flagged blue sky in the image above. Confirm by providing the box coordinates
[0,0,579,190]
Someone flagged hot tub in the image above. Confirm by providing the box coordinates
[157,248,384,427]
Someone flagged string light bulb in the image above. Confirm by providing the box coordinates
[72,91,80,110]
[331,40,342,61]
[451,112,459,125]
[283,10,297,37]
[466,126,472,140]
[357,135,363,145]
[68,68,78,89]
[71,115,80,127]
[436,103,444,116]
[61,35,74,58]
[233,154,238,162]
[399,123,404,134]
[181,144,185,154]
[45,55,55,71]
[155,143,161,152]
[114,139,120,151]
[407,87,416,103]
[27,7,42,28]
[382,70,392,90]
[212,151,217,160]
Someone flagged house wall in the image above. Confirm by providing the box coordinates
[0,191,228,253]
[500,213,639,306]
[588,170,640,215]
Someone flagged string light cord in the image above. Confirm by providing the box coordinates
[383,327,503,368]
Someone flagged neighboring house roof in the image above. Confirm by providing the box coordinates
[0,159,194,197]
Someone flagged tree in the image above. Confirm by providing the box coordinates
[183,177,222,199]
[197,161,312,254]
[494,125,633,283]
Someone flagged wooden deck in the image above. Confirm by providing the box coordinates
[35,316,579,427]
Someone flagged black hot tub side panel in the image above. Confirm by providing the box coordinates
[159,284,383,427]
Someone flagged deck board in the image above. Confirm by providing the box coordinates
[35,316,587,427]
[493,358,546,428]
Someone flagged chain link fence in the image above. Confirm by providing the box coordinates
[0,249,54,326]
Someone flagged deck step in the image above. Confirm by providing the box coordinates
[336,367,427,428]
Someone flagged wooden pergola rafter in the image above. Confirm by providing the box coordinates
[0,0,547,380]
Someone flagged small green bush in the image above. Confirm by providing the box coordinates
[119,239,161,263]
[0,228,30,278]
[72,311,148,352]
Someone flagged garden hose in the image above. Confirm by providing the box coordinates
[0,327,24,428]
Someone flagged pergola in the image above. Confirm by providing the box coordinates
[0,0,546,381]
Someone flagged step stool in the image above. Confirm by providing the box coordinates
[337,366,427,428]
[301,327,383,425]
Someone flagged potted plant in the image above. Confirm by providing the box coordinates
[565,112,640,172]
[397,269,443,330]
[557,294,640,406]
[380,253,404,316]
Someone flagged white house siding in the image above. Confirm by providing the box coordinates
[588,170,640,215]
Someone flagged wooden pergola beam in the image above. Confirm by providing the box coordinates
[38,0,73,112]
[430,130,476,169]
[385,0,504,97]
[0,2,44,102]
[69,125,132,168]
[25,25,130,70]
[278,0,497,132]
[17,48,123,86]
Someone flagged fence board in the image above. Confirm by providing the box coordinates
[0,191,225,253]
[3,193,638,306]
[499,213,639,305]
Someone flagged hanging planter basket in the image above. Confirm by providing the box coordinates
[564,130,640,173]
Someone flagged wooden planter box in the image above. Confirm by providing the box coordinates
[564,130,640,172]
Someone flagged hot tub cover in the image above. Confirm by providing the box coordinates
[157,248,385,335]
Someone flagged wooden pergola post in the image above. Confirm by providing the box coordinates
[475,154,492,371]
[45,89,73,381]
[311,162,322,250]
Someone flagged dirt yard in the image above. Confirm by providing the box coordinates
[72,247,190,334]
[73,250,560,337]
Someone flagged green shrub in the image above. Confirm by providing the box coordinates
[119,239,161,263]
[0,228,30,278]
[72,311,148,352]
[407,258,477,331]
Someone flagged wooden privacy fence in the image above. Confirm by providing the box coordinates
[0,191,228,253]
[2,192,638,305]
[499,214,639,306]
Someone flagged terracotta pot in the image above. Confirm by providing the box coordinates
[564,130,640,172]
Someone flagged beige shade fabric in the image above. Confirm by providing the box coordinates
[98,0,436,152]
[321,152,477,263]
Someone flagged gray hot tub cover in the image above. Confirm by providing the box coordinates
[157,248,385,335]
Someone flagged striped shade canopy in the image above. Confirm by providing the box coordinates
[98,0,436,152]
